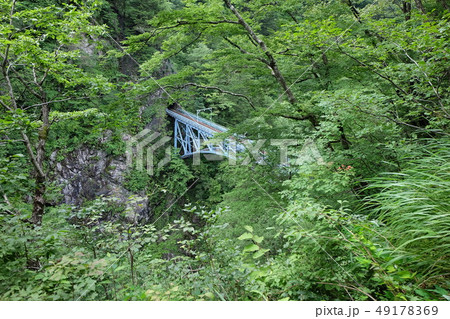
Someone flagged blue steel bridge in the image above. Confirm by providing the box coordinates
[166,107,236,159]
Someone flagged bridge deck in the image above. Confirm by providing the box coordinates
[166,107,227,135]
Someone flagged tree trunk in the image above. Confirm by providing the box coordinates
[1,2,48,226]
[345,0,362,23]
[223,0,320,128]
[402,1,412,20]
[32,175,46,225]
[415,0,427,14]
[339,124,351,150]
[438,0,449,11]
[31,100,49,226]
[223,0,297,105]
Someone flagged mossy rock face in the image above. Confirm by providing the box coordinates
[79,178,101,201]
[48,145,151,221]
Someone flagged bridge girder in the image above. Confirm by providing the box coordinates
[167,108,234,159]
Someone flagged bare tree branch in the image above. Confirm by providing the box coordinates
[166,32,204,60]
[223,37,265,61]
[143,19,240,42]
[393,42,449,117]
[20,132,45,178]
[165,82,256,110]
[414,0,427,14]
[223,0,298,105]
[342,97,449,136]
[22,96,91,110]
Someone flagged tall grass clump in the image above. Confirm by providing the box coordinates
[366,139,450,282]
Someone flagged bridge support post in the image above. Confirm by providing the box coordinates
[174,119,179,150]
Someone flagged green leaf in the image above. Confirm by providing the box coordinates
[396,270,413,279]
[253,249,269,259]
[237,232,253,240]
[415,289,430,298]
[114,265,127,272]
[203,292,215,299]
[49,270,65,281]
[252,235,264,244]
[243,244,259,252]
[432,286,449,296]
[244,225,253,233]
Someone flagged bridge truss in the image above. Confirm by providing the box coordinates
[166,108,235,159]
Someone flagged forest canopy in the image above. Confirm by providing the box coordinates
[0,0,449,301]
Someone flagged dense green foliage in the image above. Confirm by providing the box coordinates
[1,0,449,300]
